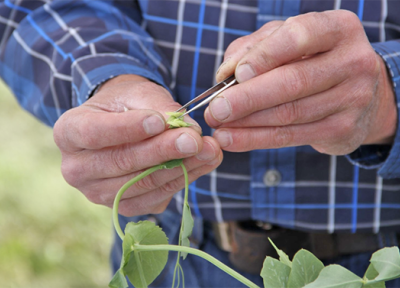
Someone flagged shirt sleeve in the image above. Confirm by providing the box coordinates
[346,40,400,179]
[0,0,172,127]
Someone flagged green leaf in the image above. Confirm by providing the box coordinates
[123,221,169,288]
[362,264,385,288]
[109,268,129,288]
[166,111,185,118]
[369,247,400,282]
[109,234,135,288]
[303,265,363,288]
[269,238,292,268]
[166,111,193,129]
[180,202,194,259]
[287,249,324,288]
[261,256,291,288]
[161,159,184,169]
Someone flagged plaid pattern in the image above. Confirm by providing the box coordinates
[2,0,400,233]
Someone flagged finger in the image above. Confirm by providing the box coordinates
[54,108,167,152]
[118,152,223,217]
[234,10,363,83]
[216,20,283,83]
[212,115,357,153]
[205,51,348,126]
[97,151,223,216]
[83,148,223,207]
[215,83,349,128]
[61,133,218,187]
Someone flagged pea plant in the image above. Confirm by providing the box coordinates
[109,112,400,288]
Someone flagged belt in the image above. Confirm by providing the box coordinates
[210,220,398,275]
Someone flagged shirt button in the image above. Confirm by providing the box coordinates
[263,169,281,187]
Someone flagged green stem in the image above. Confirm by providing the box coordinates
[113,165,164,240]
[173,162,189,287]
[180,162,189,203]
[134,244,260,288]
[134,251,148,288]
[177,162,189,246]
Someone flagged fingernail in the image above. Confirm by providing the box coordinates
[210,97,231,121]
[214,130,232,148]
[216,57,231,76]
[236,63,256,83]
[143,115,165,135]
[196,141,216,161]
[176,133,198,154]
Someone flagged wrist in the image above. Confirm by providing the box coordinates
[97,74,151,94]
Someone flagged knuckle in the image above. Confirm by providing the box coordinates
[338,10,361,29]
[111,144,139,173]
[135,172,159,191]
[61,159,84,188]
[361,49,380,75]
[350,47,379,75]
[280,66,309,99]
[271,126,293,148]
[275,101,300,125]
[84,189,103,205]
[53,118,65,148]
[261,20,282,30]
[54,111,74,150]
[284,16,310,51]
[253,48,274,71]
[160,179,181,195]
[226,36,251,55]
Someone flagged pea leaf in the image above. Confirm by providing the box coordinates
[166,111,185,118]
[109,233,135,288]
[287,249,324,288]
[269,238,292,268]
[161,159,183,169]
[109,268,129,288]
[362,264,385,288]
[303,265,363,288]
[166,112,193,129]
[122,221,169,288]
[369,247,400,282]
[180,202,194,259]
[261,256,291,288]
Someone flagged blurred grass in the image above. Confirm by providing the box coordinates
[0,82,113,287]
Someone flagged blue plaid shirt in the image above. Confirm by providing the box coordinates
[2,0,400,233]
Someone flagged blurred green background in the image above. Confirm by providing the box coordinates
[0,81,113,287]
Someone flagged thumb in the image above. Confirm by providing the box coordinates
[216,20,283,83]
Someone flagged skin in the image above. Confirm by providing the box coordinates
[204,10,397,155]
[53,75,223,217]
[54,10,397,215]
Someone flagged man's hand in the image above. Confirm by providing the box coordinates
[54,75,222,216]
[205,10,397,155]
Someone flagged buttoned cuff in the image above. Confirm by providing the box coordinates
[71,53,169,107]
[346,41,400,178]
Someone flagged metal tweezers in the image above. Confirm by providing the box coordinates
[175,74,238,117]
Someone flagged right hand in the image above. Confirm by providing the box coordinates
[53,75,223,216]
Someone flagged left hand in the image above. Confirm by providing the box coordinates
[205,10,397,155]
